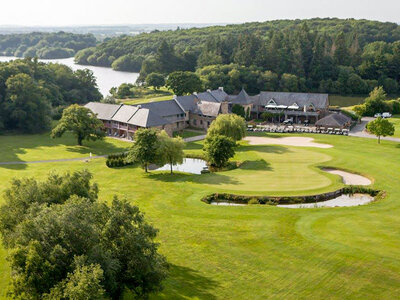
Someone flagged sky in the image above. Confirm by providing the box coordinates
[1,0,400,26]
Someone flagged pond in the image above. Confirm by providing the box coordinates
[0,56,139,96]
[153,158,207,175]
[277,193,374,208]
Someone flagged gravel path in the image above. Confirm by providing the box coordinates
[0,155,107,166]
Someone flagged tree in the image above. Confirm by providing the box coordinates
[129,128,159,172]
[364,86,388,116]
[51,104,105,146]
[166,71,202,96]
[4,73,52,133]
[207,114,246,141]
[146,73,166,90]
[157,131,185,174]
[203,134,236,168]
[367,117,395,143]
[231,104,245,118]
[0,171,168,299]
[101,95,116,104]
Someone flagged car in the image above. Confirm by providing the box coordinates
[283,118,293,125]
[382,112,392,118]
[374,113,382,118]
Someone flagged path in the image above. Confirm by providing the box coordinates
[349,117,400,142]
[184,135,206,142]
[0,155,107,166]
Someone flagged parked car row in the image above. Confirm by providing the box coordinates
[247,125,349,135]
[374,112,392,118]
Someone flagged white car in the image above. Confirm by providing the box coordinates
[382,112,392,118]
[374,113,382,118]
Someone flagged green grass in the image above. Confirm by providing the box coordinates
[0,131,130,163]
[122,95,173,105]
[329,95,366,107]
[389,115,400,138]
[1,133,400,299]
[173,129,206,139]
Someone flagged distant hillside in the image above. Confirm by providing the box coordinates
[0,32,97,59]
[74,18,400,72]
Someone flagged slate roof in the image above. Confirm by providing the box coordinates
[193,101,221,117]
[111,105,139,123]
[209,89,228,102]
[128,108,168,128]
[258,91,328,109]
[84,102,122,120]
[176,94,198,111]
[140,100,185,117]
[228,89,252,105]
[315,113,351,127]
[196,91,219,103]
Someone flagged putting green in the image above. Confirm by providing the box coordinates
[192,145,334,194]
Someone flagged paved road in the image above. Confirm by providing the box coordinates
[184,135,206,142]
[0,155,107,166]
[349,117,400,142]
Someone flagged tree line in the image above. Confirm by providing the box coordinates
[0,31,97,59]
[75,18,400,95]
[0,58,102,133]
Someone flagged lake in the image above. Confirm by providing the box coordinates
[0,56,139,96]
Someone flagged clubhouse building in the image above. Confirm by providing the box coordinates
[85,88,330,139]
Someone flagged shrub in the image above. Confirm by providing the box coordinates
[248,198,260,205]
[106,152,132,168]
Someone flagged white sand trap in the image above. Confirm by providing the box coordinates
[244,136,333,148]
[322,168,372,186]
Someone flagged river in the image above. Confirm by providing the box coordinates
[0,56,139,96]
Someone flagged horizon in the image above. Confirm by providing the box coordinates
[0,0,399,27]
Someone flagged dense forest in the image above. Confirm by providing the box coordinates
[0,32,97,59]
[75,18,400,95]
[0,58,102,133]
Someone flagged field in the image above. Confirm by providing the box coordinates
[0,132,400,299]
[173,129,206,139]
[389,115,400,138]
[329,95,366,107]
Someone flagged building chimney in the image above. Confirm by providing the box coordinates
[207,89,211,92]
[173,95,177,100]
[218,87,224,91]
[193,92,198,95]
[137,105,142,109]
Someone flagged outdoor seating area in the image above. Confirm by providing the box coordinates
[247,125,349,135]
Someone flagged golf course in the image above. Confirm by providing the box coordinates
[0,131,399,299]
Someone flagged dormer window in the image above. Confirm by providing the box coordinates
[267,99,277,106]
[308,103,316,111]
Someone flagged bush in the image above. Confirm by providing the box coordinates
[248,198,260,205]
[106,152,132,168]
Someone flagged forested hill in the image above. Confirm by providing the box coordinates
[75,18,400,96]
[0,32,97,59]
[75,18,400,71]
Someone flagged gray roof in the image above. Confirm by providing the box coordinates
[229,89,252,105]
[315,113,351,127]
[84,102,121,120]
[128,108,168,128]
[258,91,328,109]
[193,101,221,117]
[139,100,185,117]
[176,94,198,111]
[111,105,139,123]
[196,91,219,103]
[209,89,228,102]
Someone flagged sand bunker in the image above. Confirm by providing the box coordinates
[244,136,333,148]
[322,168,372,185]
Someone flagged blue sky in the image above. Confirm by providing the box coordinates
[2,0,399,26]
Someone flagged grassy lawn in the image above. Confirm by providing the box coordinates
[0,133,400,299]
[121,95,173,105]
[0,131,130,163]
[389,115,400,138]
[329,95,366,107]
[173,129,206,139]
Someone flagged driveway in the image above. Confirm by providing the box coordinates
[349,117,400,142]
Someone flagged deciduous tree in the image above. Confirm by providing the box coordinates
[367,117,395,143]
[207,114,246,141]
[129,128,159,172]
[203,134,236,168]
[157,131,185,174]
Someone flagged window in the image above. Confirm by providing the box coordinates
[193,119,197,125]
[200,120,203,125]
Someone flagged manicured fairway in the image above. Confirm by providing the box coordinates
[0,133,400,299]
[389,115,400,138]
